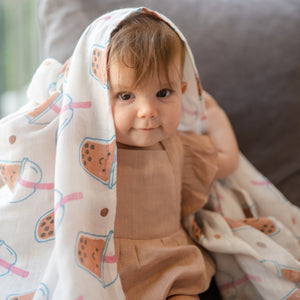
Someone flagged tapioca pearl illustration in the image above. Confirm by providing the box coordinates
[9,135,16,144]
[285,289,300,300]
[0,163,21,192]
[77,234,106,280]
[256,241,267,248]
[241,203,259,218]
[91,46,107,86]
[100,208,109,217]
[76,231,117,287]
[28,91,60,119]
[35,207,63,243]
[36,210,55,242]
[281,268,300,282]
[7,283,49,300]
[243,218,278,235]
[191,217,204,243]
[1,158,55,204]
[35,191,82,243]
[80,138,116,184]
[7,291,35,300]
[227,217,279,236]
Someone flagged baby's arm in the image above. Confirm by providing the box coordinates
[203,91,239,179]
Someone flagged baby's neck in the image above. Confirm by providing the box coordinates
[117,142,164,151]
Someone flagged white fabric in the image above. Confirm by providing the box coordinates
[185,154,300,299]
[0,7,299,300]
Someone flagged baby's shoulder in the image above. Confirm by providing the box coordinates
[177,131,218,163]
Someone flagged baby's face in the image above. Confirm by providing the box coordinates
[108,55,186,148]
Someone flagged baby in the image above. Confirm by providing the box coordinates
[107,11,239,299]
[1,6,299,300]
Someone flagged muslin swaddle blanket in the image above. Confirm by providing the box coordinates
[0,7,299,300]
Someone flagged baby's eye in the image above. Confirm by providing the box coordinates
[156,89,171,98]
[118,92,134,101]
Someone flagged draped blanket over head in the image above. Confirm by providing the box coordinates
[0,7,299,300]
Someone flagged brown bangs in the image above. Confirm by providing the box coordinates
[107,11,185,89]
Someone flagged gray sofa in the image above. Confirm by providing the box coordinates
[38,0,299,298]
[38,0,300,209]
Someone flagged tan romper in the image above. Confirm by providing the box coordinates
[114,132,218,300]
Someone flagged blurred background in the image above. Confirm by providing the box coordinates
[0,0,40,118]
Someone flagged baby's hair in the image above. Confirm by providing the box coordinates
[107,10,185,89]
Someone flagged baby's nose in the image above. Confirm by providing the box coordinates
[137,98,158,119]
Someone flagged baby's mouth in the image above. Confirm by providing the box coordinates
[140,128,155,131]
[135,124,160,131]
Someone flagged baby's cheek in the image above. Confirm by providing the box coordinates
[113,114,131,143]
[165,116,181,136]
[114,116,128,133]
[172,109,182,129]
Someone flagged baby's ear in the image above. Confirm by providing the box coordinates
[181,81,187,94]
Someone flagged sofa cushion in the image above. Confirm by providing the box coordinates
[38,0,300,206]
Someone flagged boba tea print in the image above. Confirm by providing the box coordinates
[0,7,299,300]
